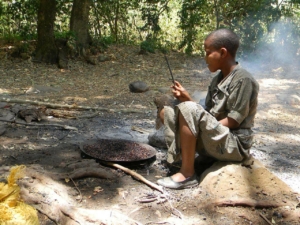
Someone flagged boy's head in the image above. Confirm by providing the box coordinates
[205,29,239,58]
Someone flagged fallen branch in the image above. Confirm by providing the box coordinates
[212,198,285,208]
[0,97,144,113]
[0,118,78,131]
[103,162,165,194]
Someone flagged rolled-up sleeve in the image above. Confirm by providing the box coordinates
[227,78,253,124]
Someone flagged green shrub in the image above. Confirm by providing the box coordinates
[140,39,157,53]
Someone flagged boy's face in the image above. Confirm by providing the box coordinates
[204,37,222,72]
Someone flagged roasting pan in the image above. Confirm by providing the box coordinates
[80,138,157,164]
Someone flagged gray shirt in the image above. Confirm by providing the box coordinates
[205,64,259,129]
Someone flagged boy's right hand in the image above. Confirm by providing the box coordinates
[171,81,192,102]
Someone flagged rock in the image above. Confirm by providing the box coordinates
[148,126,167,149]
[86,56,98,65]
[153,94,179,129]
[98,54,110,62]
[20,53,30,60]
[0,102,9,109]
[0,109,15,121]
[199,158,298,209]
[17,107,47,123]
[129,81,149,93]
[0,123,7,136]
[58,59,68,69]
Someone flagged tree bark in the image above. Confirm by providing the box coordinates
[70,0,92,55]
[34,0,58,64]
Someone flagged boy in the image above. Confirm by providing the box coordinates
[157,28,259,189]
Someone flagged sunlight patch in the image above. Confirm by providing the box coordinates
[94,95,113,100]
[259,78,300,88]
[0,88,10,94]
[63,96,87,103]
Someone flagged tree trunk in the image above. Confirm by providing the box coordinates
[34,0,58,64]
[70,0,92,55]
[213,0,220,29]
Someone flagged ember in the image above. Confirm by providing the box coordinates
[81,139,157,162]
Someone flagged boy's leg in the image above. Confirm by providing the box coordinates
[177,101,244,162]
[171,111,196,182]
[165,101,245,164]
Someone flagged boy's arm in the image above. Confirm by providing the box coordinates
[219,117,239,129]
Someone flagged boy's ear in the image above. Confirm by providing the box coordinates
[220,48,228,58]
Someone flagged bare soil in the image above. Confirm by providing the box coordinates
[0,45,300,225]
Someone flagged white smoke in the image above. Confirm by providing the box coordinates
[239,19,300,78]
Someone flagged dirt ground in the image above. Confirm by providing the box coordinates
[0,45,300,225]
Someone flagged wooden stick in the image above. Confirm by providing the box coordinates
[103,162,164,194]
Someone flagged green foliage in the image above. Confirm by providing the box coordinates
[0,0,300,57]
[0,0,38,40]
[179,0,212,54]
[140,39,157,53]
[97,36,116,48]
[54,31,75,40]
[2,33,22,44]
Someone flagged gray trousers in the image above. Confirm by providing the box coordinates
[164,101,248,164]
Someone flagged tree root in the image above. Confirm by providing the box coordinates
[62,167,115,180]
[18,167,142,225]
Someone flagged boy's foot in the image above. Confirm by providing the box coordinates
[157,173,199,189]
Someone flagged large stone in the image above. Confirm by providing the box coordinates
[199,158,298,208]
[129,81,149,93]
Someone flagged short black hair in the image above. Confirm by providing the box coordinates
[205,29,239,57]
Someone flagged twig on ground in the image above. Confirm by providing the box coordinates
[70,178,82,203]
[137,198,157,203]
[144,222,172,225]
[103,162,165,194]
[166,199,183,219]
[259,212,273,225]
[76,111,99,119]
[212,198,285,208]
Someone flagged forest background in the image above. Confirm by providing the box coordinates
[0,0,300,64]
[1,1,300,224]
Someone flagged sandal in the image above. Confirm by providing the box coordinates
[157,173,199,190]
